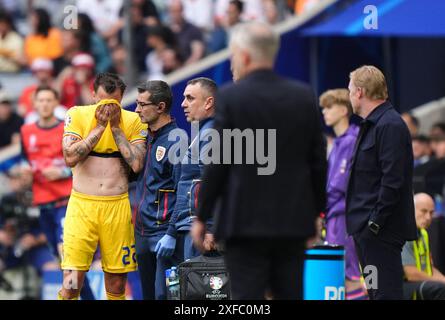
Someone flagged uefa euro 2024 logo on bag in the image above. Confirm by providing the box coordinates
[206,275,228,299]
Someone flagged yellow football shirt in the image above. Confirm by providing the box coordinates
[63,103,148,154]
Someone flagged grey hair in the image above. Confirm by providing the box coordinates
[229,22,280,63]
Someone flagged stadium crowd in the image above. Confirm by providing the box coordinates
[0,0,317,76]
[0,0,320,121]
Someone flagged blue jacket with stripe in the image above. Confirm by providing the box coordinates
[167,118,214,237]
[133,120,183,237]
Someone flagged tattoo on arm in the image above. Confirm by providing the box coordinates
[63,126,106,167]
[84,133,100,149]
[111,128,146,173]
[74,142,88,157]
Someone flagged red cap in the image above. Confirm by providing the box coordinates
[72,53,95,68]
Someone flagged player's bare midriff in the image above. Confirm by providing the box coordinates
[72,155,129,196]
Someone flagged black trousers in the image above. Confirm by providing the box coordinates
[224,237,305,300]
[353,227,405,300]
[403,281,445,300]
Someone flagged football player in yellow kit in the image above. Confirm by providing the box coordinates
[59,73,148,300]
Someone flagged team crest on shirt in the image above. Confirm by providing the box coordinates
[156,146,166,161]
[140,129,148,137]
[64,115,71,128]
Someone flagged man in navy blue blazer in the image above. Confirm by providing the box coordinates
[191,22,326,300]
[346,65,417,300]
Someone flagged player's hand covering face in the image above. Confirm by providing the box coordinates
[108,104,122,128]
[95,104,110,127]
[95,103,121,127]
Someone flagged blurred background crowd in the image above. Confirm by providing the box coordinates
[0,0,319,85]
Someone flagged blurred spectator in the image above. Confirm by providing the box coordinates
[168,0,205,65]
[0,0,20,16]
[20,85,72,258]
[430,122,445,137]
[104,0,159,57]
[0,10,24,73]
[117,4,151,73]
[110,45,127,76]
[429,122,445,158]
[17,58,67,124]
[402,193,445,300]
[215,0,266,23]
[294,0,320,14]
[76,0,123,39]
[145,25,176,80]
[413,135,432,167]
[432,136,445,160]
[0,92,23,150]
[77,13,112,74]
[402,112,419,137]
[132,0,160,26]
[413,136,445,197]
[161,47,183,75]
[181,0,214,32]
[53,29,84,78]
[60,53,95,108]
[207,0,243,54]
[152,0,169,22]
[227,0,244,26]
[24,8,63,65]
[17,58,54,119]
[0,216,59,279]
[263,0,289,25]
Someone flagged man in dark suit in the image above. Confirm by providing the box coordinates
[346,65,417,300]
[191,22,326,300]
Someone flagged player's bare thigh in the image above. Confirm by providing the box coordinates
[72,156,129,196]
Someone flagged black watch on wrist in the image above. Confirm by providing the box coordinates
[368,221,380,235]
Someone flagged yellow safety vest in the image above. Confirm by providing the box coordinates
[412,228,432,300]
[413,228,432,276]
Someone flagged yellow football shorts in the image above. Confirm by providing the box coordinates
[61,190,137,273]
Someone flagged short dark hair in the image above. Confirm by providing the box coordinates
[432,122,445,134]
[0,10,15,31]
[187,77,217,98]
[78,13,95,34]
[94,73,127,96]
[137,80,173,112]
[230,0,244,13]
[412,135,430,144]
[33,8,51,37]
[35,85,59,100]
[147,25,176,47]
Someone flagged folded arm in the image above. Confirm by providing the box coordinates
[63,105,109,167]
[62,125,106,167]
[111,128,146,173]
[109,108,146,173]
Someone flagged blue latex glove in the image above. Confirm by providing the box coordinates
[155,234,176,259]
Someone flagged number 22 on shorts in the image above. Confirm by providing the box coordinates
[122,245,136,266]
